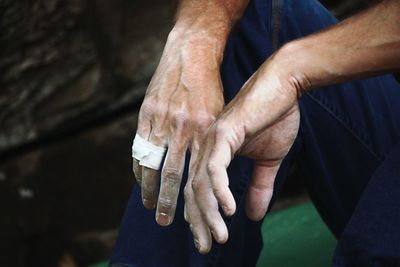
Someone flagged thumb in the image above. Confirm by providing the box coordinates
[245,161,280,221]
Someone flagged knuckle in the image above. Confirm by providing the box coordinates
[214,121,228,137]
[191,179,200,193]
[162,168,180,182]
[206,161,218,177]
[170,109,216,131]
[194,112,215,129]
[170,109,190,128]
[140,100,155,117]
[149,131,165,143]
[154,105,168,118]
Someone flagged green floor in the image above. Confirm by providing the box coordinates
[89,262,108,267]
[90,202,336,267]
[257,202,337,267]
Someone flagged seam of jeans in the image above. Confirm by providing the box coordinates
[305,92,384,163]
[271,0,281,52]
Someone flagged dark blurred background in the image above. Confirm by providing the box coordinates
[0,0,379,266]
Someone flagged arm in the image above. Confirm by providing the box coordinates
[187,0,400,253]
[133,0,249,228]
[222,0,400,140]
[285,0,400,91]
[172,0,249,54]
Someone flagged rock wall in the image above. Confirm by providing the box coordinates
[0,0,170,265]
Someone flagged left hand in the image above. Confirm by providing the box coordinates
[133,28,226,226]
[184,47,308,253]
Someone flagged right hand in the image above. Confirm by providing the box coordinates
[133,28,225,226]
[185,45,306,252]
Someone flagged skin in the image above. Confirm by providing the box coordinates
[134,0,250,226]
[187,0,400,254]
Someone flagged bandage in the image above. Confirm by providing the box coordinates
[132,134,167,170]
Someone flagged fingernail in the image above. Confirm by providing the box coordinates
[157,212,171,226]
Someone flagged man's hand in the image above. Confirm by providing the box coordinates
[184,49,304,253]
[133,0,250,226]
[134,29,224,226]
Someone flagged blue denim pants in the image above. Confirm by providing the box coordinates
[110,0,400,266]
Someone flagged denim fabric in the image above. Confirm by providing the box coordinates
[278,1,400,265]
[110,0,400,266]
[333,142,400,267]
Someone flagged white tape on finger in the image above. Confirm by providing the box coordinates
[132,134,167,170]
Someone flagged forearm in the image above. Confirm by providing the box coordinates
[279,0,400,92]
[170,0,249,62]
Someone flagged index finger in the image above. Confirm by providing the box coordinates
[206,128,237,216]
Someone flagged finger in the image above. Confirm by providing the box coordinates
[245,161,280,221]
[133,158,142,185]
[207,139,236,216]
[156,141,187,226]
[139,130,166,210]
[141,167,159,209]
[132,108,151,185]
[184,188,212,254]
[188,206,212,254]
[193,176,229,244]
[185,144,212,253]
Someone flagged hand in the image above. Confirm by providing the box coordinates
[133,28,225,226]
[184,46,308,253]
[187,0,400,252]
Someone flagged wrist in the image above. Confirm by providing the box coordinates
[173,1,234,34]
[168,25,229,65]
[170,3,234,61]
[271,41,315,97]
